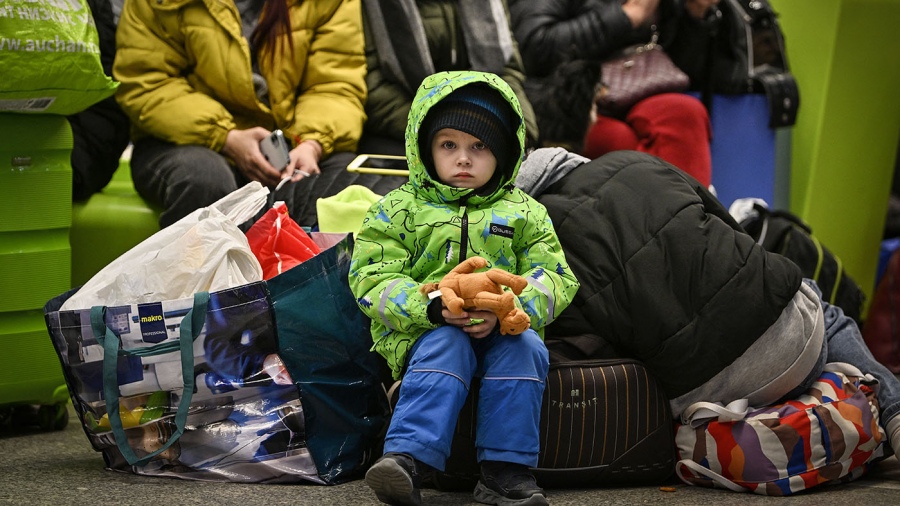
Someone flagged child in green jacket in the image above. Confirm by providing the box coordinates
[349,71,579,505]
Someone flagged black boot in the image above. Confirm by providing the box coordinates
[473,460,548,506]
[365,453,425,506]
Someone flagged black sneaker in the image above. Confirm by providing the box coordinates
[473,460,548,506]
[365,453,424,506]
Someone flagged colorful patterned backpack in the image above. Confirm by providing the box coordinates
[674,363,886,495]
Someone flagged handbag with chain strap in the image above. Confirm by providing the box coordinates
[596,29,690,118]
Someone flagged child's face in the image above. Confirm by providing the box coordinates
[431,128,497,189]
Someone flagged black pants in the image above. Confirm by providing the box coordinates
[131,137,404,229]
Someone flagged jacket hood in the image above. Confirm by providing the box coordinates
[405,71,526,206]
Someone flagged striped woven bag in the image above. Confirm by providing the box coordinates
[674,362,886,495]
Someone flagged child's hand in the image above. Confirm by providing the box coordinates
[442,307,472,328]
[462,310,497,339]
[442,308,499,338]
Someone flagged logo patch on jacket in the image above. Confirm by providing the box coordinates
[489,223,515,239]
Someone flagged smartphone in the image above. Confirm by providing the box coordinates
[260,129,291,171]
[347,154,409,176]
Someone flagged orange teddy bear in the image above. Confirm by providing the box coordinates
[421,257,531,335]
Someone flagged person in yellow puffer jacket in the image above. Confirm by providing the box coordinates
[113,0,404,228]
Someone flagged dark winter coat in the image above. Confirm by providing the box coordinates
[535,151,803,398]
[69,0,130,201]
[508,0,690,77]
[362,0,539,148]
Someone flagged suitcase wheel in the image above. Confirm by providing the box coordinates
[3,404,69,431]
[37,403,69,431]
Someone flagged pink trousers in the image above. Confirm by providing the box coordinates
[582,93,712,186]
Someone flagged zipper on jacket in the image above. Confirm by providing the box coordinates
[459,197,468,264]
[443,2,458,66]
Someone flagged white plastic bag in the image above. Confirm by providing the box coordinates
[62,183,269,310]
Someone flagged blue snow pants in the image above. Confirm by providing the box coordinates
[383,325,549,471]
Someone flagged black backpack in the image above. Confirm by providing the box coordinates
[739,204,866,324]
[666,0,799,128]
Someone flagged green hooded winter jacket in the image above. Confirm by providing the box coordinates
[348,71,580,379]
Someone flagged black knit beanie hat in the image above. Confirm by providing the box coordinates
[420,83,519,180]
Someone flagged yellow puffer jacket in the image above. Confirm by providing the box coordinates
[113,0,367,156]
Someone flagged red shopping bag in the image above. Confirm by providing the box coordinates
[245,202,320,279]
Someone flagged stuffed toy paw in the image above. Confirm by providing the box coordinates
[421,257,531,335]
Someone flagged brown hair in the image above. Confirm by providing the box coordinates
[251,0,296,64]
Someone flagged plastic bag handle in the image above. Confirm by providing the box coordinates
[90,292,209,466]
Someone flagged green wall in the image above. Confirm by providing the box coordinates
[770,0,900,304]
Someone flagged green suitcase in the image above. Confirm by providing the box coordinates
[0,113,72,430]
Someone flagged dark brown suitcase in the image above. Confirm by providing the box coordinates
[427,358,676,490]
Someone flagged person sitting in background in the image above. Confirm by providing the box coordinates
[359,0,540,156]
[516,145,900,474]
[113,0,402,229]
[508,0,718,187]
[69,0,130,201]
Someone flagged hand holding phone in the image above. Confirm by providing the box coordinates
[259,129,291,171]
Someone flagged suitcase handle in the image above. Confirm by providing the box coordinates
[89,291,209,466]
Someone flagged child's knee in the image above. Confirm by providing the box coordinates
[494,330,549,377]
[408,327,477,374]
[522,331,550,373]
